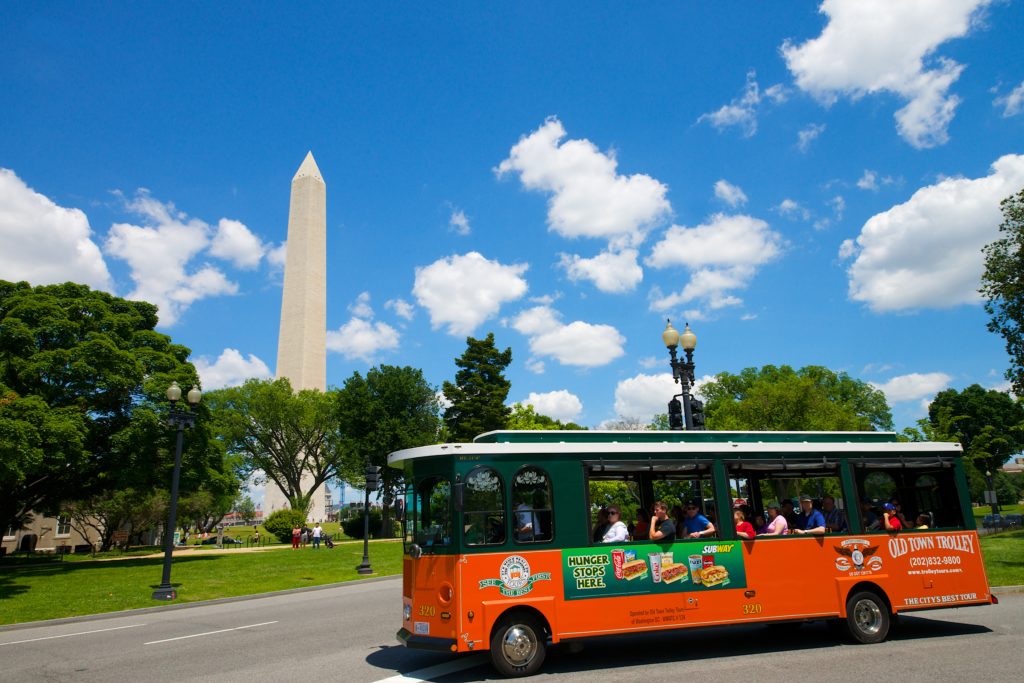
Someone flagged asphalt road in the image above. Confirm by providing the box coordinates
[1,578,1021,682]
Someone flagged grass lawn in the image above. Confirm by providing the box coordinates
[0,540,403,626]
[972,503,1023,519]
[978,528,1024,587]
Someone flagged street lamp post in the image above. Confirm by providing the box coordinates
[152,381,201,601]
[356,465,381,575]
[985,469,999,517]
[662,320,704,431]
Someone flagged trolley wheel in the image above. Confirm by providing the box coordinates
[490,613,546,677]
[845,590,890,644]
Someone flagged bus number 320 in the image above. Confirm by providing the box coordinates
[742,603,763,615]
[418,605,436,617]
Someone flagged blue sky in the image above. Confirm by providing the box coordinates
[3,2,1024,465]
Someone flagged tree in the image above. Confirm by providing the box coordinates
[981,187,1024,394]
[442,333,513,441]
[0,280,226,533]
[506,403,585,430]
[927,384,1024,478]
[206,378,346,516]
[336,365,442,537]
[701,365,893,431]
[235,495,257,525]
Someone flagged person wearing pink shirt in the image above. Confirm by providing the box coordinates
[762,501,788,536]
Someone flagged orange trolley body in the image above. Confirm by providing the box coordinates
[392,431,993,676]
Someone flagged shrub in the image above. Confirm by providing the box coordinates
[342,509,384,539]
[263,508,307,543]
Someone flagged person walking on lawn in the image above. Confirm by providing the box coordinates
[291,525,301,549]
[312,523,323,549]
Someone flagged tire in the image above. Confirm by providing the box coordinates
[490,613,546,677]
[845,590,890,644]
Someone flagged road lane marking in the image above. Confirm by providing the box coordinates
[371,654,488,683]
[0,623,146,647]
[143,620,277,645]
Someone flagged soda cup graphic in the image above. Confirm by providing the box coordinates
[688,554,704,584]
[649,553,663,583]
[612,550,625,580]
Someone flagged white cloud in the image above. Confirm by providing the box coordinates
[797,123,826,152]
[349,291,374,318]
[646,213,783,313]
[871,372,952,403]
[845,154,1024,311]
[105,190,239,326]
[559,249,643,293]
[0,168,112,291]
[525,358,546,374]
[518,390,584,422]
[698,70,785,138]
[413,251,529,335]
[829,195,846,221]
[436,390,453,410]
[714,179,748,207]
[639,356,662,370]
[385,298,415,320]
[449,208,471,236]
[994,80,1024,117]
[267,241,287,269]
[194,348,272,390]
[782,0,992,148]
[496,117,670,250]
[326,317,400,362]
[512,305,626,368]
[613,373,678,422]
[838,238,857,260]
[776,199,811,221]
[209,218,266,269]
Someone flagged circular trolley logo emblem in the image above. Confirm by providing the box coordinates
[479,555,552,597]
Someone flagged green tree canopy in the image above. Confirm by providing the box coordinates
[506,403,586,430]
[335,365,442,536]
[442,333,513,441]
[205,378,345,516]
[0,280,230,532]
[701,365,893,431]
[927,384,1024,475]
[981,187,1024,394]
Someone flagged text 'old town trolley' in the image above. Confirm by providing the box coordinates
[391,430,994,676]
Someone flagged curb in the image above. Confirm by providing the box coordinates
[0,573,400,633]
[993,584,1024,594]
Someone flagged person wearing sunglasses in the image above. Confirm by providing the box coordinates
[683,500,716,539]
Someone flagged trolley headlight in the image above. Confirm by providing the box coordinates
[404,603,412,621]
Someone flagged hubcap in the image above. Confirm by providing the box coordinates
[853,598,883,635]
[501,624,538,667]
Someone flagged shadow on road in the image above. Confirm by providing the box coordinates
[366,644,458,677]
[412,617,993,681]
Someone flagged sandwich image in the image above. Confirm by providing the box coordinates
[661,563,689,584]
[699,565,729,587]
[622,559,649,581]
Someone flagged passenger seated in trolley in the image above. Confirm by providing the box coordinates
[682,499,716,539]
[601,505,629,543]
[791,494,826,535]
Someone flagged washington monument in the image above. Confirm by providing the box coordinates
[264,152,328,520]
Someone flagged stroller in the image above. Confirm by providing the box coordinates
[323,535,335,549]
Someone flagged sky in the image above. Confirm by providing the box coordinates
[3,2,1024,502]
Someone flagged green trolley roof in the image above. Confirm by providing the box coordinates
[473,430,902,445]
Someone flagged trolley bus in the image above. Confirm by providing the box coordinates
[391,430,994,676]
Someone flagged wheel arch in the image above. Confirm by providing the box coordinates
[840,580,893,617]
[488,604,553,645]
